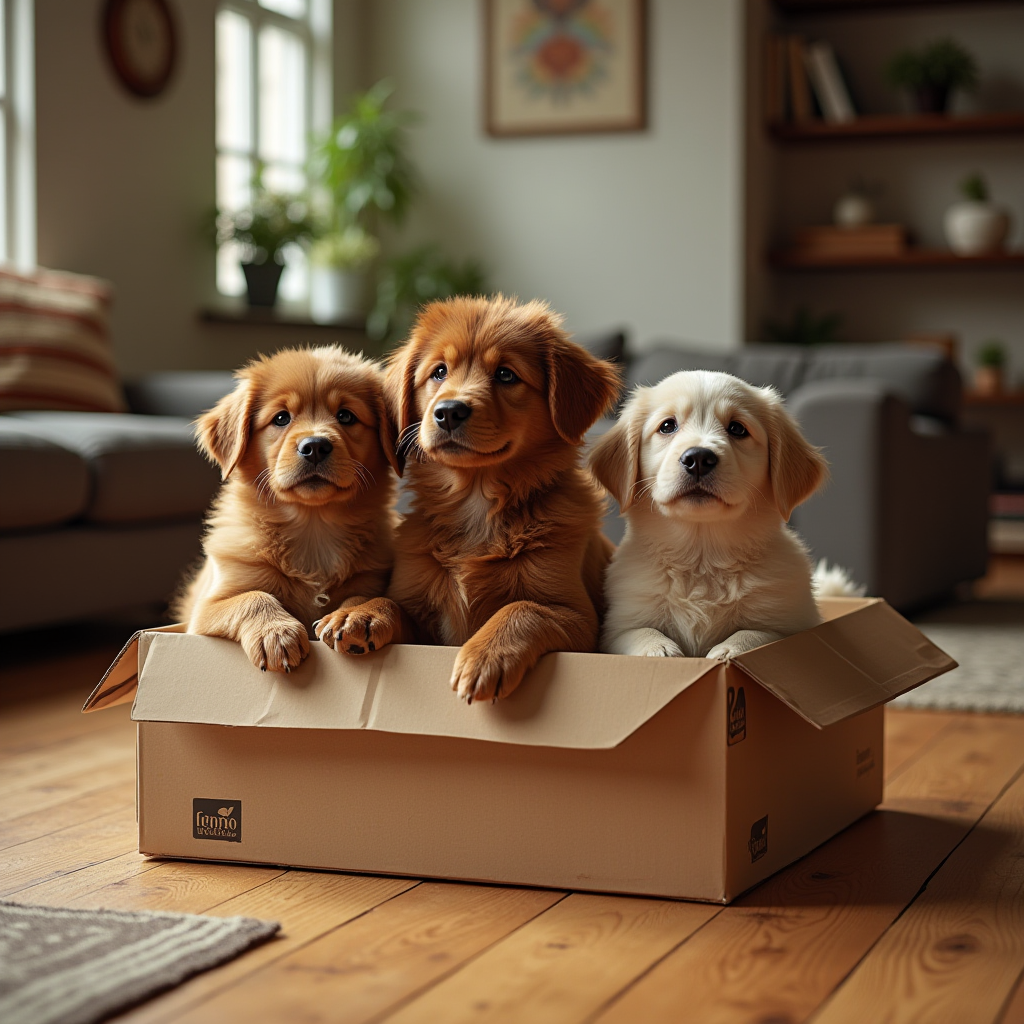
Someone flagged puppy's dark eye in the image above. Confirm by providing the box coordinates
[658,419,677,434]
[431,364,447,381]
[337,409,355,426]
[495,367,518,384]
[272,411,291,427]
[727,421,749,438]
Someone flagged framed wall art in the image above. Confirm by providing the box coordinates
[484,0,647,137]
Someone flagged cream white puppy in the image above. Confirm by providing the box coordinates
[589,370,829,661]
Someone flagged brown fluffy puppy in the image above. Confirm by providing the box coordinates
[174,346,399,672]
[315,295,621,703]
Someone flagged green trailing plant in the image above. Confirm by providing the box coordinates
[368,245,489,343]
[215,181,314,266]
[886,39,978,112]
[976,340,1006,368]
[762,307,844,347]
[959,173,989,202]
[309,80,419,234]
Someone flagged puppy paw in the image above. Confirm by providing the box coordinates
[706,629,780,662]
[315,599,395,656]
[244,619,310,673]
[450,642,527,704]
[613,628,683,659]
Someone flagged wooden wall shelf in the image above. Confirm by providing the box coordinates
[769,249,1024,270]
[769,112,1024,142]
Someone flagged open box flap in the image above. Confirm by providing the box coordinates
[124,631,719,750]
[732,598,956,729]
[82,624,186,712]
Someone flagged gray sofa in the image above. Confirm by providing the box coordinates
[0,374,233,633]
[0,340,990,633]
[598,342,990,610]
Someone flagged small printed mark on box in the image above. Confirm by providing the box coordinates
[856,746,875,778]
[193,798,242,843]
[727,686,747,745]
[749,814,768,863]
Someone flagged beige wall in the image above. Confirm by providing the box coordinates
[366,0,746,354]
[34,0,367,376]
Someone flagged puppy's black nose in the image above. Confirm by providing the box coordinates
[297,436,333,465]
[433,400,472,433]
[680,447,718,477]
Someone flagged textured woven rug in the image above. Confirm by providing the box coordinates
[0,900,279,1024]
[894,622,1024,713]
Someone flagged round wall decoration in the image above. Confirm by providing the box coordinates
[103,0,177,99]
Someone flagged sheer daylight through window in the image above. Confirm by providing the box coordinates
[215,0,328,303]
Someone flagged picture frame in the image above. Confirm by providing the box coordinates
[484,0,647,137]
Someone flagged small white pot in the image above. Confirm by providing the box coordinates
[943,201,1011,255]
[834,193,875,228]
[310,267,369,322]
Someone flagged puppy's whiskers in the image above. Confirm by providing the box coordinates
[254,468,276,505]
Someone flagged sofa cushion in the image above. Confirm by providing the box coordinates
[731,346,806,395]
[626,346,732,390]
[8,412,219,525]
[124,371,235,419]
[801,344,962,422]
[0,266,126,413]
[0,417,91,529]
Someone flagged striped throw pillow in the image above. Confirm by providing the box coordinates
[0,265,126,413]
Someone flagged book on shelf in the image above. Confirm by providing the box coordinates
[803,41,855,123]
[787,36,815,123]
[790,224,908,258]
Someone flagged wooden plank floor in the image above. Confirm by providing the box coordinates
[2,636,1023,1022]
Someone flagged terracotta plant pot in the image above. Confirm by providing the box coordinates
[973,366,1003,396]
[241,261,284,308]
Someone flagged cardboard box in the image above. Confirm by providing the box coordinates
[84,597,954,903]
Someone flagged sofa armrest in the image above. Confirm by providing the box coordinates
[124,372,235,419]
[788,378,990,608]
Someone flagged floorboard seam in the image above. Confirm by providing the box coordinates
[883,715,964,785]
[367,890,573,1024]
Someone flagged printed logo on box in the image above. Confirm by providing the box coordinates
[856,746,875,778]
[748,814,768,863]
[727,686,746,745]
[193,799,241,843]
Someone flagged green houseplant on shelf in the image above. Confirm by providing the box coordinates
[943,173,1012,256]
[307,80,418,321]
[974,340,1007,396]
[886,38,978,115]
[215,182,314,308]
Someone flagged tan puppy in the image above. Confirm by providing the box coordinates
[175,346,399,672]
[318,295,621,702]
[589,369,829,660]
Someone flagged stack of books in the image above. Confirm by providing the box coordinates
[789,225,908,260]
[765,35,856,125]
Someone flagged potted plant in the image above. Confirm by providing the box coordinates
[762,306,844,347]
[974,340,1006,396]
[308,224,381,323]
[307,80,418,320]
[368,245,489,343]
[216,184,314,308]
[943,173,1012,256]
[886,38,978,114]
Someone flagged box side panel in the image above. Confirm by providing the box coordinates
[723,667,884,899]
[137,679,729,901]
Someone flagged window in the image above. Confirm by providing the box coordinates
[215,0,330,303]
[0,0,35,268]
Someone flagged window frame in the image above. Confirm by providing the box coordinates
[1,0,35,268]
[215,0,331,303]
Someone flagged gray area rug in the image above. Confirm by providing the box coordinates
[0,900,279,1024]
[894,620,1024,713]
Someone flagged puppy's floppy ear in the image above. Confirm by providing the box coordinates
[588,394,645,511]
[382,338,421,477]
[372,381,402,477]
[764,392,829,520]
[195,376,257,481]
[539,324,622,444]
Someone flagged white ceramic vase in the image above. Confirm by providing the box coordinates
[833,192,876,228]
[310,267,368,323]
[943,201,1011,256]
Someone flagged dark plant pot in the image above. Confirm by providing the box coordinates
[913,84,951,114]
[241,261,284,308]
